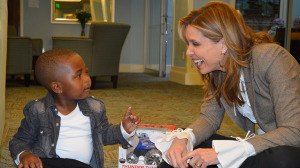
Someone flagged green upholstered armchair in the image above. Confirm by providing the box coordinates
[6,25,43,86]
[53,21,130,89]
[7,37,33,86]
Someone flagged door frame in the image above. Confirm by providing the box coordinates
[143,0,168,77]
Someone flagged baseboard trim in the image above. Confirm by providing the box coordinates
[119,64,144,73]
[170,66,204,85]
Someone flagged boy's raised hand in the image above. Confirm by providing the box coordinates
[18,151,43,168]
[122,107,141,134]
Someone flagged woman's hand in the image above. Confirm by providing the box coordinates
[165,137,189,168]
[182,148,219,168]
[18,151,43,168]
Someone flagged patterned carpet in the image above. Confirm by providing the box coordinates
[1,73,245,168]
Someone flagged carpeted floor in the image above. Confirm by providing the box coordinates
[1,73,245,168]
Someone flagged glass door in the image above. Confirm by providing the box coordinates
[144,0,168,77]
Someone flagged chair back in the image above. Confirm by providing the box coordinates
[7,37,32,74]
[88,22,130,76]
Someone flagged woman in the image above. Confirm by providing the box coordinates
[158,1,300,168]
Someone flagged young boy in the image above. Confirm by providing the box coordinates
[9,49,141,168]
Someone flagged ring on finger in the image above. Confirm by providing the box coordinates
[196,161,202,167]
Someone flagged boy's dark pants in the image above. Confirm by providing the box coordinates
[40,158,92,168]
[157,134,300,168]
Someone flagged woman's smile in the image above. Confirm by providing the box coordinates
[193,59,204,69]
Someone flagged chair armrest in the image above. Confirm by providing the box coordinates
[52,38,93,51]
[52,36,89,40]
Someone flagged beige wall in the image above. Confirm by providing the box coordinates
[0,0,7,144]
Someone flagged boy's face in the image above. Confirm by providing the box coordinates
[56,54,91,100]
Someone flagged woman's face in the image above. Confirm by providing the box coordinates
[185,25,226,74]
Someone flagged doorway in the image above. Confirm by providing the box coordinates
[7,0,20,36]
[144,0,173,77]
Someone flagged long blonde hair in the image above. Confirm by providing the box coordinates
[179,1,273,107]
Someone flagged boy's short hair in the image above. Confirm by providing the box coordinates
[35,48,79,90]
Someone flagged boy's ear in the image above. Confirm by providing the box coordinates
[50,82,62,94]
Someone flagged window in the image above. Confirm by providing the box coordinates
[235,0,281,32]
[51,0,114,23]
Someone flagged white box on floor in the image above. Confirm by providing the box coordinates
[118,124,176,168]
